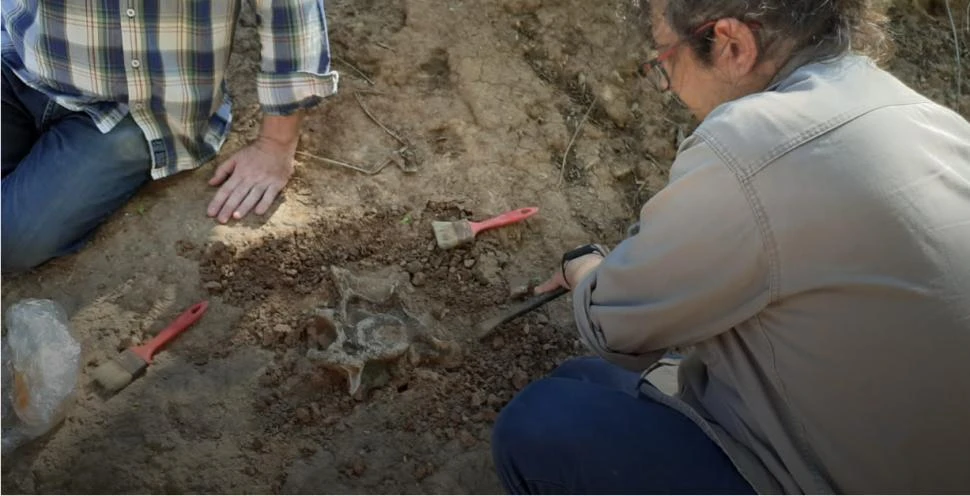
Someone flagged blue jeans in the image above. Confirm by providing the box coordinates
[1,63,151,272]
[492,357,755,494]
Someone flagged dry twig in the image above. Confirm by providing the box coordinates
[353,91,408,146]
[334,55,375,86]
[558,98,597,187]
[296,150,393,175]
[944,0,963,103]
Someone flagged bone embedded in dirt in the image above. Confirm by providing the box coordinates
[305,266,458,396]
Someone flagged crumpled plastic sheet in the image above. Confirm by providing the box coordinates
[2,299,81,455]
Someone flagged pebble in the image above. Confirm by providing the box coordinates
[470,391,485,407]
[406,261,423,274]
[204,281,223,291]
[509,284,530,299]
[414,463,434,481]
[535,313,549,325]
[459,430,477,448]
[463,258,476,268]
[350,458,367,477]
[486,393,502,407]
[512,368,530,390]
[295,407,311,424]
[491,336,505,350]
[412,272,427,286]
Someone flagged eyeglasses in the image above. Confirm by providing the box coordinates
[639,21,716,92]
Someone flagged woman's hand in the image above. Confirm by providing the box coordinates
[534,253,604,293]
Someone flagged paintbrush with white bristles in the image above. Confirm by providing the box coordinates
[432,207,539,250]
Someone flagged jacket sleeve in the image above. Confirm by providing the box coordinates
[253,0,339,115]
[572,136,771,371]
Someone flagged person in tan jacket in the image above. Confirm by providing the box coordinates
[491,0,970,493]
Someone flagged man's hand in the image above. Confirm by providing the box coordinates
[207,114,303,223]
[535,253,604,293]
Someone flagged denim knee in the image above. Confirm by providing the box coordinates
[492,378,574,459]
[1,224,72,272]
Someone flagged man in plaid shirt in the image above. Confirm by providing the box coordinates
[1,1,338,272]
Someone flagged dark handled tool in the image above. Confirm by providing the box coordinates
[476,287,568,340]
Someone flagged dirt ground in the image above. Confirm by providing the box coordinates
[2,0,967,493]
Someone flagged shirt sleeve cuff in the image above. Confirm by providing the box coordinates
[257,70,339,116]
[572,269,666,372]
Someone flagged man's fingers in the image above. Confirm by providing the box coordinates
[207,174,242,217]
[209,159,236,186]
[218,183,254,223]
[253,184,281,215]
[534,277,562,294]
[232,185,268,220]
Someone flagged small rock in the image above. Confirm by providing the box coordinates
[406,261,423,274]
[470,391,485,408]
[512,368,530,390]
[509,283,530,299]
[473,254,503,286]
[535,313,549,325]
[463,258,476,268]
[610,163,634,179]
[459,430,476,448]
[295,407,311,424]
[412,272,427,287]
[414,462,434,481]
[486,393,502,407]
[204,280,223,292]
[427,241,436,252]
[503,0,541,14]
[349,458,366,477]
[491,336,505,350]
[275,323,293,335]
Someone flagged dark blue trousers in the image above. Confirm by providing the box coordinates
[492,356,755,494]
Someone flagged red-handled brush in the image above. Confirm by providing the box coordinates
[432,207,539,249]
[93,301,209,393]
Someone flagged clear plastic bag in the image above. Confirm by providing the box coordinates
[1,299,81,455]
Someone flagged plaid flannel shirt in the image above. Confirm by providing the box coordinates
[1,0,338,179]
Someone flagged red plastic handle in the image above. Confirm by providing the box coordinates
[470,207,539,235]
[133,301,209,363]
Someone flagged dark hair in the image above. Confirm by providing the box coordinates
[658,0,891,64]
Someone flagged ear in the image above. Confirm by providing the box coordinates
[710,18,759,78]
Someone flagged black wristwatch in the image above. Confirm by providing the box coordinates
[561,243,608,288]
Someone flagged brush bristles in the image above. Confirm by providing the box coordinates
[92,350,146,392]
[92,360,135,392]
[432,220,473,249]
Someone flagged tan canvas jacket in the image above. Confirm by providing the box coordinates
[572,55,970,493]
